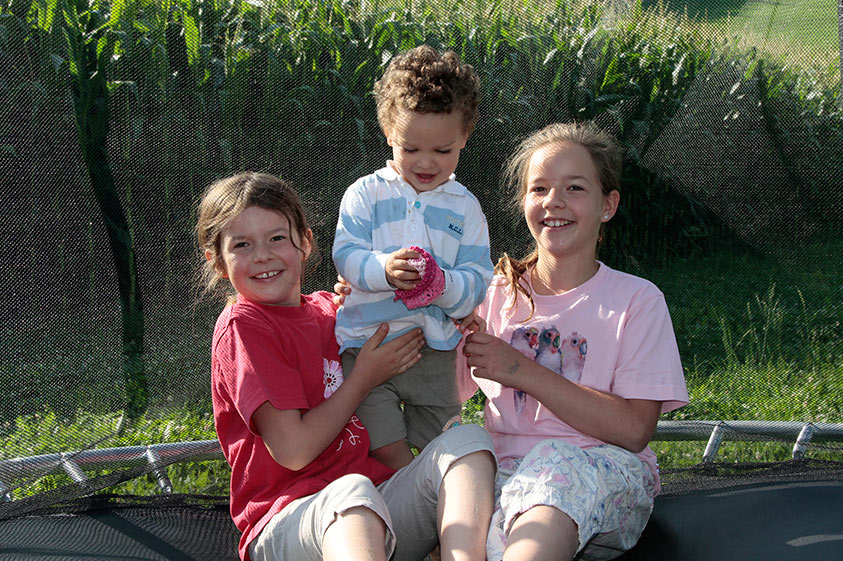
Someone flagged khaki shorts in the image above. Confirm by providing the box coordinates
[248,424,495,561]
[341,347,460,450]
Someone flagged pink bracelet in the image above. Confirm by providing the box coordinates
[393,246,445,310]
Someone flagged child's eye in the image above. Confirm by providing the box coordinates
[232,241,249,249]
[403,148,418,153]
[271,235,286,242]
[436,149,452,154]
[569,184,585,191]
[529,185,546,193]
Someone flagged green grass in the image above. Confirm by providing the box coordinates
[650,244,842,374]
[643,0,839,75]
[1,0,840,499]
[1,407,224,500]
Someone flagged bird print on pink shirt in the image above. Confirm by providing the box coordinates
[509,326,539,415]
[559,332,587,383]
[536,327,562,374]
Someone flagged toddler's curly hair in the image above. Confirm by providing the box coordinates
[374,45,479,136]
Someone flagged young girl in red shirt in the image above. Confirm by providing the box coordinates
[197,172,495,561]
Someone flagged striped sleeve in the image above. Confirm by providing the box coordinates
[332,178,393,293]
[434,193,493,319]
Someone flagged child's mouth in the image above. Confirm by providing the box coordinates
[542,219,573,228]
[415,173,436,183]
[253,270,281,279]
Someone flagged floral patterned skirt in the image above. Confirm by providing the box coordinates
[488,439,656,561]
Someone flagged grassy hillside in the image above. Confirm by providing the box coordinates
[643,0,839,73]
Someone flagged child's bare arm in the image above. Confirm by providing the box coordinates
[253,324,424,470]
[463,331,661,452]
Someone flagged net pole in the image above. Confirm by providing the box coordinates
[840,0,843,105]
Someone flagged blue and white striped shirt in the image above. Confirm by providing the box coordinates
[333,164,493,352]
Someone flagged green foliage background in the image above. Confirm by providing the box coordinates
[0,0,841,495]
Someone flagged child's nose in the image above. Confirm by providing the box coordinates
[253,242,271,261]
[419,153,435,168]
[543,187,566,207]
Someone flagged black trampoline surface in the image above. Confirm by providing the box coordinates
[2,479,842,561]
[620,478,843,561]
[0,496,240,561]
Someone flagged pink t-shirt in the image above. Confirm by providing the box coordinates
[211,292,394,560]
[457,263,688,489]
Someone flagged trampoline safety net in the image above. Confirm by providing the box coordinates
[1,0,842,559]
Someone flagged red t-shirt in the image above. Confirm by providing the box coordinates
[211,291,395,560]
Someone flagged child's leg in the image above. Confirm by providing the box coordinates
[437,446,497,561]
[493,440,655,561]
[249,474,395,561]
[322,506,388,561]
[378,424,496,561]
[401,349,462,450]
[502,505,578,561]
[371,439,415,469]
[341,349,414,470]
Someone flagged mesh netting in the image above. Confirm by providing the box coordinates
[1,0,841,543]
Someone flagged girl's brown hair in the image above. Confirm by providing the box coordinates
[496,121,622,320]
[374,44,479,137]
[196,172,317,299]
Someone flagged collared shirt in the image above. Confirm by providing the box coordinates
[333,164,493,351]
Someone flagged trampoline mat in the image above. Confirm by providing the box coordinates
[1,480,842,560]
[620,478,843,561]
[0,499,240,561]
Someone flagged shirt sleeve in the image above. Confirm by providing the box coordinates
[434,195,494,319]
[215,315,309,434]
[332,180,393,293]
[611,291,689,413]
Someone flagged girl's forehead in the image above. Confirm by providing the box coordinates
[528,142,598,177]
[225,206,292,234]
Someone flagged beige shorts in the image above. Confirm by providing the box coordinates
[342,347,460,450]
[248,424,495,561]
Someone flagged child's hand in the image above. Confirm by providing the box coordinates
[353,324,425,388]
[463,331,526,384]
[333,275,351,306]
[385,247,422,290]
[455,310,486,334]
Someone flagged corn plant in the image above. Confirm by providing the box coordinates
[1,0,841,430]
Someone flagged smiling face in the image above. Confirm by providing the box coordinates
[212,206,312,307]
[386,109,468,193]
[524,142,619,265]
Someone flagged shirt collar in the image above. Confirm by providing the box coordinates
[378,162,463,195]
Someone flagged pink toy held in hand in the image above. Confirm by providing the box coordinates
[394,246,445,309]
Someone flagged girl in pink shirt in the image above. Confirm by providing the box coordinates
[459,122,689,561]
